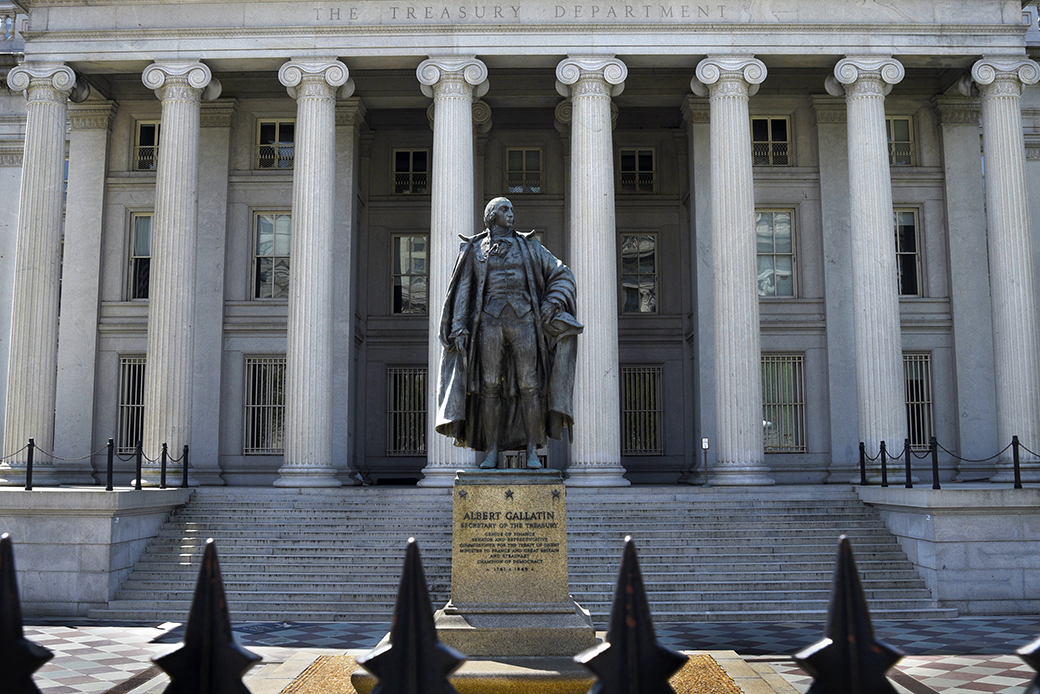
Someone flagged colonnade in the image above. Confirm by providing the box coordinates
[0,52,1037,486]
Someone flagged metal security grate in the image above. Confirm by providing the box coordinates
[388,367,427,456]
[243,357,286,454]
[117,356,146,454]
[762,354,806,453]
[904,353,933,450]
[621,366,663,455]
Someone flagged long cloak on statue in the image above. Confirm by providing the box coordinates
[435,229,583,452]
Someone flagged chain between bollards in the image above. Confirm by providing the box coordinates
[24,438,34,491]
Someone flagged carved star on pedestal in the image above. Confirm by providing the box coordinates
[505,489,513,499]
[153,539,260,694]
[575,536,687,694]
[356,538,465,694]
[458,489,467,497]
[1017,636,1040,694]
[552,489,560,499]
[0,534,54,694]
[793,536,903,694]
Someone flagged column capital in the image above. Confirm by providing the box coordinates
[555,55,627,98]
[970,57,1040,98]
[143,60,219,101]
[472,99,492,133]
[691,55,766,98]
[932,96,980,126]
[279,59,352,100]
[8,61,87,103]
[826,56,904,97]
[417,56,489,99]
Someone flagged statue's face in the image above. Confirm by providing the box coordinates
[491,200,514,230]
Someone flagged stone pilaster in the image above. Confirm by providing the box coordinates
[971,58,1040,481]
[418,56,488,487]
[274,59,351,487]
[139,61,217,486]
[692,56,773,486]
[53,101,117,484]
[0,63,78,486]
[828,56,907,477]
[555,55,629,486]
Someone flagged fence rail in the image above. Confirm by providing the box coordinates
[859,435,1030,490]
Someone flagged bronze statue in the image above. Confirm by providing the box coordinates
[436,198,582,469]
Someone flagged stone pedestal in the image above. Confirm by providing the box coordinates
[434,469,594,657]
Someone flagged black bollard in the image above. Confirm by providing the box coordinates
[24,439,34,491]
[880,441,888,488]
[182,446,190,488]
[930,436,940,490]
[859,442,867,485]
[135,441,143,490]
[160,443,168,489]
[904,438,913,489]
[1013,436,1023,489]
[106,439,114,491]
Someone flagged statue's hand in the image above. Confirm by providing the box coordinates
[449,329,469,353]
[540,300,560,324]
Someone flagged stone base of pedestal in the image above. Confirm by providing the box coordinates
[434,599,595,657]
[352,654,596,694]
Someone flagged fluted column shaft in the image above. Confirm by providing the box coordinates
[972,58,1040,480]
[0,63,76,484]
[139,61,212,484]
[833,57,907,468]
[274,60,349,487]
[694,56,773,485]
[556,56,629,486]
[418,57,488,486]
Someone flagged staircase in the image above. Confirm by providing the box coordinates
[88,485,955,625]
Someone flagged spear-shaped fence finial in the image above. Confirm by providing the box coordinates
[0,533,54,694]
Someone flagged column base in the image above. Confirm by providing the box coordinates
[708,467,775,486]
[273,466,342,488]
[417,466,464,487]
[0,465,62,487]
[989,464,1040,484]
[564,464,630,487]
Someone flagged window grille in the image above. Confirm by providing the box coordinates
[621,366,663,455]
[904,353,933,451]
[620,234,657,313]
[134,122,160,171]
[394,150,429,194]
[129,214,152,300]
[507,148,542,193]
[243,357,286,454]
[392,234,429,315]
[894,209,921,296]
[387,367,427,455]
[256,120,295,169]
[762,354,806,453]
[886,117,914,166]
[619,149,655,193]
[117,356,146,454]
[255,212,291,299]
[756,210,796,297]
[751,117,791,166]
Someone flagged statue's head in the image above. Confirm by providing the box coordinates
[484,197,514,230]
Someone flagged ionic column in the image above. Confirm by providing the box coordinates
[417,56,488,487]
[274,59,351,488]
[970,58,1040,481]
[139,61,218,486]
[692,56,774,486]
[827,56,907,476]
[556,56,629,486]
[0,63,81,485]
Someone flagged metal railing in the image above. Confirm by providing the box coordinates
[858,436,1033,490]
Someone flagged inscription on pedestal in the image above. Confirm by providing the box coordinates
[452,470,569,606]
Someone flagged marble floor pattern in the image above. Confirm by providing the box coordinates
[23,617,1040,694]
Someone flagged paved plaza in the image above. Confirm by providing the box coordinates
[24,616,1040,694]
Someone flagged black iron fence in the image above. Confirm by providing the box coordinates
[859,435,1035,490]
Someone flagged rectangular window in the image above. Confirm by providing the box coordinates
[507,148,542,193]
[394,150,429,194]
[751,117,791,166]
[621,366,664,455]
[894,209,921,296]
[620,234,657,313]
[117,356,146,454]
[129,214,151,300]
[756,210,796,297]
[134,122,160,171]
[387,367,427,456]
[762,354,806,453]
[887,117,914,166]
[904,353,933,451]
[392,234,429,315]
[243,356,286,454]
[255,212,291,299]
[256,120,295,169]
[619,148,655,193]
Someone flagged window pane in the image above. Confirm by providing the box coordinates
[774,213,792,253]
[775,256,794,296]
[134,217,151,256]
[139,124,157,147]
[757,256,775,296]
[638,151,653,171]
[273,215,292,256]
[259,122,276,143]
[526,150,540,171]
[752,118,768,141]
[395,150,411,172]
[280,122,294,142]
[132,258,150,300]
[620,151,635,171]
[756,214,774,253]
[898,255,919,295]
[412,150,427,172]
[771,119,788,141]
[508,149,523,170]
[256,216,274,256]
[891,118,910,141]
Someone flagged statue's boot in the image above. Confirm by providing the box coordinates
[522,394,543,469]
[480,396,501,469]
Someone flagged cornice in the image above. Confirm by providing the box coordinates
[0,141,24,166]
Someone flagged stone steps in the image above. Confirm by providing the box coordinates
[89,485,957,624]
